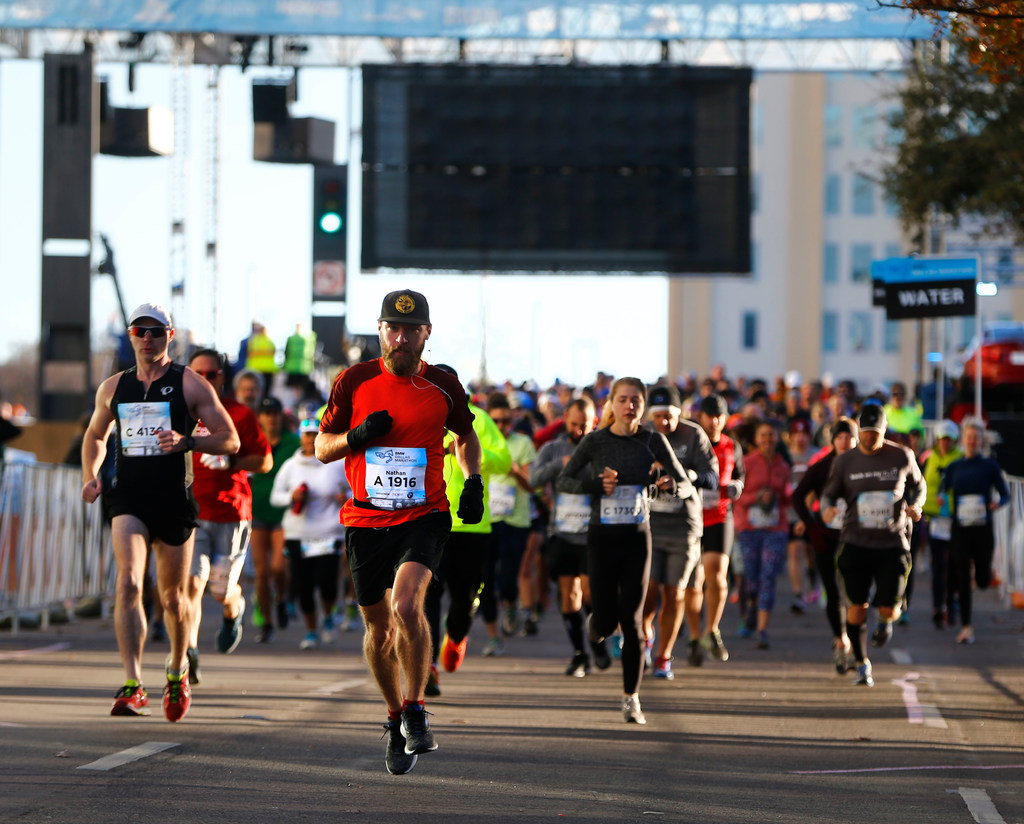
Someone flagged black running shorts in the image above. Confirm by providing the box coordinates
[345,510,452,606]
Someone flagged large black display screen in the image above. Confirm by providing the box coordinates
[362,64,751,274]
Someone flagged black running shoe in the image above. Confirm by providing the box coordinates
[590,637,612,670]
[565,652,590,677]
[871,622,893,648]
[276,601,289,630]
[687,639,704,668]
[400,704,437,755]
[383,719,417,775]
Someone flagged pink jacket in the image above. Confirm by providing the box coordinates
[734,450,791,533]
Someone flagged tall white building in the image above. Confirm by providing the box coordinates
[669,71,1022,395]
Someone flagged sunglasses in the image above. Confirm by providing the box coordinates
[491,415,512,424]
[129,325,168,338]
[196,370,222,381]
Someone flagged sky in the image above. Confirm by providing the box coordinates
[0,58,669,399]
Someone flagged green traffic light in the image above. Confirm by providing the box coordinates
[320,211,343,233]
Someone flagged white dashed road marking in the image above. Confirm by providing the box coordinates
[311,679,369,695]
[955,787,1008,824]
[892,672,948,728]
[0,642,72,661]
[78,742,179,771]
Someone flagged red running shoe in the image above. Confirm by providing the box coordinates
[163,674,191,722]
[111,684,150,716]
[440,633,467,673]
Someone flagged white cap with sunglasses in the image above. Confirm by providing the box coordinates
[128,303,172,328]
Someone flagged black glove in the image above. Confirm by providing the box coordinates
[457,474,485,524]
[346,410,392,452]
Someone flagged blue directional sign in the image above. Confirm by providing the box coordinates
[870,256,978,320]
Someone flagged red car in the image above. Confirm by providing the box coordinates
[960,322,1024,387]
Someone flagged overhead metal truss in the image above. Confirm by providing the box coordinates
[0,29,916,71]
[0,0,932,70]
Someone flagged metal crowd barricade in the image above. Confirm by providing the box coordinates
[0,460,112,634]
[994,475,1024,608]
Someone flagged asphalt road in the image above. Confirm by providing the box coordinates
[2,573,1022,824]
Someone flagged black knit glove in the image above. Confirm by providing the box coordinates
[346,410,392,452]
[457,474,485,524]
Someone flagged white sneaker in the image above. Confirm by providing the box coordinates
[482,637,504,657]
[299,632,318,650]
[622,694,646,724]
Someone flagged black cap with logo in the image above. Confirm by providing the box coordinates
[647,384,681,410]
[379,289,430,325]
[857,403,887,433]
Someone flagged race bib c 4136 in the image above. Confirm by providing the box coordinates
[118,402,171,456]
[365,447,427,510]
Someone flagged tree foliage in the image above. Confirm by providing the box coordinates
[889,0,1024,83]
[881,40,1024,245]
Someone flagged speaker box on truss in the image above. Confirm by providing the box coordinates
[100,105,173,156]
[253,117,335,164]
[252,79,296,123]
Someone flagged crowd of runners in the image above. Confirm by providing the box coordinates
[79,291,1011,776]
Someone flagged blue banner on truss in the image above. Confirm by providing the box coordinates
[0,0,932,40]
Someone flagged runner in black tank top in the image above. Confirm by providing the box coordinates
[80,302,239,723]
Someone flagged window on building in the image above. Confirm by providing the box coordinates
[742,311,758,350]
[960,316,977,349]
[753,102,764,147]
[849,311,873,353]
[852,105,876,149]
[852,175,875,215]
[884,242,902,260]
[751,173,760,214]
[851,243,873,283]
[823,311,839,352]
[825,104,843,148]
[751,242,760,281]
[884,108,902,147]
[823,243,839,284]
[825,174,841,215]
[884,320,901,353]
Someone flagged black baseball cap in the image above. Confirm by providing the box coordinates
[858,403,887,434]
[379,289,430,325]
[699,394,729,418]
[647,384,681,410]
[258,396,283,415]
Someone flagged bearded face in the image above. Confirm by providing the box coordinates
[379,322,429,376]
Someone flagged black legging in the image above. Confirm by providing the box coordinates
[285,540,341,617]
[587,524,652,695]
[425,531,488,662]
[810,524,844,639]
[949,522,995,627]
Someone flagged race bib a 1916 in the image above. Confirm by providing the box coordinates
[365,447,427,510]
[118,402,171,456]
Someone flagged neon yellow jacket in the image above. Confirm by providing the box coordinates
[922,446,963,517]
[443,405,512,534]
